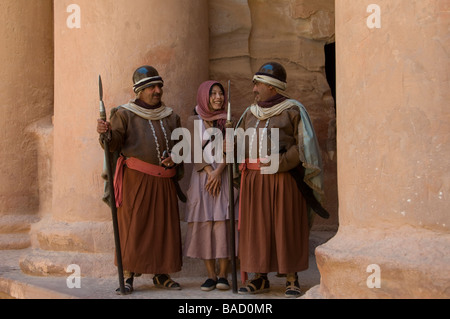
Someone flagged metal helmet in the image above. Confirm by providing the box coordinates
[132,65,164,93]
[255,62,287,83]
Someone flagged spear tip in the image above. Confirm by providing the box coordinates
[98,75,103,101]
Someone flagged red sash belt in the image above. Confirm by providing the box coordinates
[239,161,261,172]
[114,156,176,208]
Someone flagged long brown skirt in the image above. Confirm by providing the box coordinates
[238,170,309,274]
[116,166,182,274]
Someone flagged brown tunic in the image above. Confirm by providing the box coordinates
[108,105,183,274]
[237,104,309,274]
[109,107,182,169]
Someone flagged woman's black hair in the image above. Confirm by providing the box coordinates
[209,82,225,96]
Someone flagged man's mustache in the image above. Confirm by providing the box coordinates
[253,92,260,103]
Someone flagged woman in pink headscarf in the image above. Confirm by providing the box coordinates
[183,81,239,291]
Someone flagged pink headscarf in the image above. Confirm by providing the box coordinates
[195,80,228,132]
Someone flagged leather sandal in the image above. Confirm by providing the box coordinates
[238,274,270,295]
[285,274,301,298]
[115,282,133,295]
[115,275,134,295]
[153,274,181,290]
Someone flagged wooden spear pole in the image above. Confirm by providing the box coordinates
[98,75,126,295]
[226,80,238,293]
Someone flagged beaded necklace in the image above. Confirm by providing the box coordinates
[148,119,170,165]
[249,118,271,159]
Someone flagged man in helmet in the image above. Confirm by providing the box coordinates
[97,66,183,294]
[235,62,324,298]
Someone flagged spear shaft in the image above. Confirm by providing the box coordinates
[226,80,238,293]
[99,75,126,295]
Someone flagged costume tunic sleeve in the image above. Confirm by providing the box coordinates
[276,107,302,172]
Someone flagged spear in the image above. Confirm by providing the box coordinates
[226,80,238,293]
[98,75,126,295]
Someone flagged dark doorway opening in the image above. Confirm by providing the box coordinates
[324,42,336,104]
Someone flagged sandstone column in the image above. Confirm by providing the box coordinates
[20,0,209,277]
[0,1,53,249]
[314,0,450,298]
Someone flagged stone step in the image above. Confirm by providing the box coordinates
[0,215,39,250]
[1,249,323,299]
[18,230,336,277]
[0,234,30,250]
[33,220,115,254]
[0,215,38,234]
